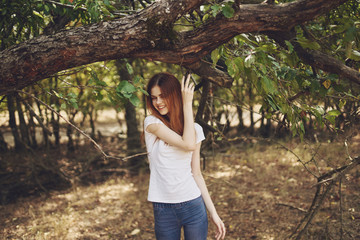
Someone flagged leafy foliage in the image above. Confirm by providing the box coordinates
[0,0,359,142]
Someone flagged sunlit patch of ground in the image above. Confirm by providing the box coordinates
[1,175,154,239]
[1,138,359,239]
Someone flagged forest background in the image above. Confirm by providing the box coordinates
[0,0,359,239]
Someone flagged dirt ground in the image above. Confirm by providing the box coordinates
[0,136,359,239]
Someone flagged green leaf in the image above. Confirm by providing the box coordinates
[222,4,235,18]
[140,88,149,96]
[133,75,141,84]
[262,76,277,94]
[90,70,107,86]
[95,91,104,101]
[211,48,221,67]
[339,99,346,109]
[210,5,221,17]
[126,63,134,75]
[70,101,78,109]
[297,37,321,50]
[60,103,67,110]
[325,115,336,125]
[327,109,341,117]
[117,81,136,94]
[32,10,43,19]
[129,94,140,106]
[285,40,294,53]
[225,58,237,77]
[344,26,357,43]
[67,92,77,98]
[300,122,305,133]
[266,95,279,111]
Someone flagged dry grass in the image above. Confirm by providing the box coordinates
[1,137,359,239]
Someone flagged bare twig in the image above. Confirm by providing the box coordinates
[18,90,145,162]
[23,101,53,136]
[291,156,360,239]
[276,202,307,213]
[339,177,344,240]
[0,95,6,104]
[313,156,360,186]
[295,183,333,240]
[120,152,148,161]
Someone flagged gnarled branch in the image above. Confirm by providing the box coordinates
[0,0,350,95]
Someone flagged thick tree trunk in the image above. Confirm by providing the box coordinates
[88,107,96,140]
[35,100,50,148]
[50,78,60,146]
[0,0,352,95]
[15,94,31,147]
[26,100,38,149]
[0,130,8,152]
[236,106,244,130]
[115,59,143,174]
[125,101,141,150]
[7,94,23,150]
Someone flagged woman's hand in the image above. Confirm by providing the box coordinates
[210,212,226,240]
[181,73,195,105]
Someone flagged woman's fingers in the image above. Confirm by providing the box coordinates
[182,73,194,91]
[181,75,185,91]
[181,74,195,105]
[214,218,226,240]
[220,221,226,239]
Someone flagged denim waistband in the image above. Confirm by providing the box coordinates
[152,195,202,209]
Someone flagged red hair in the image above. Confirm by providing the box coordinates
[146,73,184,135]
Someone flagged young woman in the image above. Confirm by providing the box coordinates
[143,72,226,240]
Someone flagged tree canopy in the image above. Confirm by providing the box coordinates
[1,0,358,93]
[1,0,359,140]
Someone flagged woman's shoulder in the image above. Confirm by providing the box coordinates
[144,115,163,126]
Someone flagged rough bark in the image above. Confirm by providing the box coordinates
[0,0,352,95]
[115,59,143,174]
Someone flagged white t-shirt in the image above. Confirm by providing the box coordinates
[144,115,205,203]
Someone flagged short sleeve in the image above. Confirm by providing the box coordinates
[144,115,164,132]
[195,123,205,143]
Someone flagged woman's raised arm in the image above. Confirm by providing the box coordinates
[146,74,196,151]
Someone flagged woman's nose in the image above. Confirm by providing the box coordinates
[156,97,163,104]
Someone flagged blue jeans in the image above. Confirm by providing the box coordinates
[152,195,208,240]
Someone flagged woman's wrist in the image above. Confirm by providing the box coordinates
[183,103,194,116]
[210,210,219,217]
[183,101,193,108]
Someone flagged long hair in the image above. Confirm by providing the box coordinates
[146,72,184,135]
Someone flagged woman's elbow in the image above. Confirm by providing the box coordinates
[192,171,203,179]
[184,143,196,151]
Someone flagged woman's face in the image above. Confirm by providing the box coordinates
[151,85,169,115]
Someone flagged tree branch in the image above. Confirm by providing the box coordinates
[266,29,360,86]
[0,0,350,95]
[187,60,233,88]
